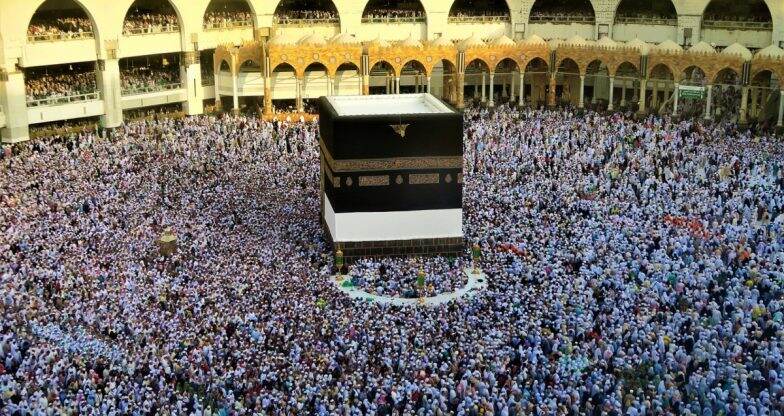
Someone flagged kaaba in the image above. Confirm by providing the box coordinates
[319,94,464,262]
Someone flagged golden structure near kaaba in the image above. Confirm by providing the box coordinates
[158,228,178,257]
[214,35,784,124]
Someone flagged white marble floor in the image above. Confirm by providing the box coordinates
[333,268,489,307]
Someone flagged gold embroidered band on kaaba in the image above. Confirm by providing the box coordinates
[319,139,463,173]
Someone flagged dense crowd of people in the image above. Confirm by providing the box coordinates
[27,14,92,40]
[123,12,179,34]
[203,11,253,28]
[1,103,784,415]
[449,11,509,20]
[348,257,469,298]
[273,10,339,23]
[121,66,181,94]
[362,9,426,21]
[25,70,98,105]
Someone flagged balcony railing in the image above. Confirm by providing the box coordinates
[272,17,340,26]
[615,16,677,26]
[361,16,426,24]
[702,20,772,30]
[122,82,183,96]
[528,15,595,24]
[27,31,94,43]
[203,20,253,30]
[202,76,215,87]
[123,25,180,36]
[447,15,510,23]
[26,91,101,107]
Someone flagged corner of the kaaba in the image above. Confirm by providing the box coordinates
[318,94,465,262]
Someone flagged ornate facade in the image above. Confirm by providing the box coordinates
[214,34,784,126]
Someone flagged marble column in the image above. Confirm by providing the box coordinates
[97,59,123,128]
[652,81,659,108]
[739,86,749,124]
[519,71,525,106]
[231,69,239,114]
[608,76,615,111]
[0,71,30,142]
[481,72,487,103]
[704,84,713,120]
[509,71,515,103]
[638,78,647,114]
[547,73,556,107]
[620,80,626,107]
[488,72,495,107]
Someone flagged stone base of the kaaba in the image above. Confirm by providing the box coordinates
[323,225,463,263]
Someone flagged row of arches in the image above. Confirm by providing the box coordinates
[25,0,776,41]
[215,52,778,123]
[239,53,774,88]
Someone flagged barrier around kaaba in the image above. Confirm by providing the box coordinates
[319,94,464,262]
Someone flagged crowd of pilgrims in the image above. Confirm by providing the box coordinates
[348,257,469,298]
[273,10,339,22]
[362,9,426,20]
[203,11,253,27]
[26,15,92,39]
[120,67,181,94]
[25,70,97,105]
[1,103,784,416]
[122,12,179,34]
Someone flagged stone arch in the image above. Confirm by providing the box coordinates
[523,56,548,71]
[713,67,740,84]
[680,65,707,85]
[272,62,298,78]
[303,61,330,76]
[122,0,184,34]
[362,0,427,22]
[203,0,256,27]
[438,58,460,104]
[556,57,582,75]
[648,62,675,80]
[402,59,428,76]
[528,0,595,22]
[701,0,772,23]
[585,59,608,76]
[448,0,510,19]
[26,0,100,42]
[610,60,638,77]
[613,0,677,24]
[489,56,520,73]
[369,60,397,77]
[466,58,491,73]
[751,66,783,86]
[273,0,340,24]
[239,59,261,71]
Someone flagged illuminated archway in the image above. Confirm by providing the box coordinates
[523,57,549,107]
[204,0,254,29]
[273,0,340,25]
[529,0,594,24]
[27,0,96,42]
[614,0,676,25]
[362,0,426,23]
[369,60,396,95]
[448,0,510,22]
[123,0,181,35]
